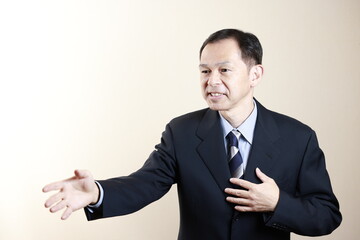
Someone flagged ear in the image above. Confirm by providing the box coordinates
[249,64,264,87]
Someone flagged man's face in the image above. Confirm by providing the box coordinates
[199,38,255,115]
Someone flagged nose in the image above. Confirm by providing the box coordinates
[207,72,222,86]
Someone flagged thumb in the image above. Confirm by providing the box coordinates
[74,169,90,179]
[255,168,272,183]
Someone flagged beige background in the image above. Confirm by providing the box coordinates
[0,0,359,239]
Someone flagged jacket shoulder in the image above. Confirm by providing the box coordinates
[256,101,315,137]
[272,110,312,131]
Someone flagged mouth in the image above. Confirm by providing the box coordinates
[209,92,225,97]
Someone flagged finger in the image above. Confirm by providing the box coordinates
[61,207,73,220]
[50,200,67,213]
[44,192,64,208]
[42,181,64,193]
[226,196,252,206]
[229,178,254,190]
[224,188,249,198]
[234,205,253,212]
[43,174,79,193]
[255,168,272,183]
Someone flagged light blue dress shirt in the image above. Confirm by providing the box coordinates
[219,101,258,172]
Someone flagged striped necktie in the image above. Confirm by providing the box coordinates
[227,130,244,178]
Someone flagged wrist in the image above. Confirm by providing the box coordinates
[90,181,100,205]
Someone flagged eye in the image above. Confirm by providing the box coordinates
[201,69,210,74]
[220,68,230,73]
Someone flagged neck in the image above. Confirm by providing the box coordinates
[220,99,255,128]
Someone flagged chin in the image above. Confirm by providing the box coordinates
[207,103,227,111]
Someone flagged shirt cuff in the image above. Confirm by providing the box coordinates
[87,181,104,209]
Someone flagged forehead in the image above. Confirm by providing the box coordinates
[200,38,243,66]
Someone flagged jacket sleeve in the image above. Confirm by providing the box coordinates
[85,123,178,220]
[265,130,342,236]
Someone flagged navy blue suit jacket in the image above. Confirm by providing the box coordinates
[85,100,341,239]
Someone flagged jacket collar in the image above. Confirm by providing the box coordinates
[195,99,281,191]
[196,109,232,192]
[243,99,281,183]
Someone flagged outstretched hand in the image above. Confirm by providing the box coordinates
[42,169,99,220]
[224,168,279,212]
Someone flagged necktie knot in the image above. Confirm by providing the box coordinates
[227,130,241,147]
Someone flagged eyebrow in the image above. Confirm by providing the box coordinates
[199,61,231,68]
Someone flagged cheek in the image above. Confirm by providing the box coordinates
[200,79,207,90]
[221,82,230,92]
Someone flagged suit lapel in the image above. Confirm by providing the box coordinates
[196,109,232,192]
[243,100,281,183]
[195,101,281,189]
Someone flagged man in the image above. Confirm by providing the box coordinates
[43,29,342,239]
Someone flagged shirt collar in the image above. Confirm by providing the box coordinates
[219,101,258,144]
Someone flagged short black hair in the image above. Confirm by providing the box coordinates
[199,29,263,67]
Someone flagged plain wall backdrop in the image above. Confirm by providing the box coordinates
[0,0,359,239]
